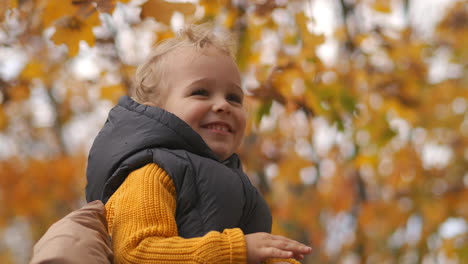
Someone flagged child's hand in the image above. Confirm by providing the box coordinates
[245,232,312,264]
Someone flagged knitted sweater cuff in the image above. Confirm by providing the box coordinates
[209,228,246,263]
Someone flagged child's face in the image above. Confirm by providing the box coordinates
[159,46,246,161]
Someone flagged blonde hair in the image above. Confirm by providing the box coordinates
[132,23,237,105]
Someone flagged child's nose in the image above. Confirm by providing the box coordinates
[212,98,230,113]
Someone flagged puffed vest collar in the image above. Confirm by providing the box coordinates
[86,95,223,202]
[85,96,272,237]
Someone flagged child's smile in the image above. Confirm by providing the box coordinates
[157,46,246,161]
[202,121,232,134]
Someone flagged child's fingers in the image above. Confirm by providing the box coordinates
[270,234,309,248]
[267,236,312,254]
[262,247,293,259]
[245,232,311,263]
[293,253,305,260]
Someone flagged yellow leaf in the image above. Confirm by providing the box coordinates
[224,8,239,29]
[101,84,126,103]
[156,31,175,42]
[359,201,406,239]
[51,13,99,56]
[20,61,45,80]
[277,152,314,185]
[199,0,228,19]
[271,66,302,101]
[303,81,323,115]
[141,0,196,25]
[354,154,377,168]
[40,0,118,26]
[237,23,262,70]
[0,107,8,130]
[373,1,392,13]
[295,12,325,58]
[41,0,105,56]
[40,0,77,28]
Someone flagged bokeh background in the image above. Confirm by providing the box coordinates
[0,0,467,263]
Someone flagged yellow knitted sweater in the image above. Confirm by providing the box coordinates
[106,163,299,264]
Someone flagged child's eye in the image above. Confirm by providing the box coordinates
[191,89,209,96]
[227,94,243,104]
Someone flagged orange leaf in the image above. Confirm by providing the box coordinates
[8,82,30,101]
[20,60,45,80]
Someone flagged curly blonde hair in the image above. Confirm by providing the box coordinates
[132,23,237,105]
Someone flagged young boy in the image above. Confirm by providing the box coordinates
[85,23,311,263]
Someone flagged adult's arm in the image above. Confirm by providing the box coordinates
[30,200,113,264]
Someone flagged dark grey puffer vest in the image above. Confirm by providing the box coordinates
[85,96,272,238]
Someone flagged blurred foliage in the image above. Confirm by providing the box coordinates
[0,0,467,263]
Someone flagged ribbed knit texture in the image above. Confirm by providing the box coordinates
[106,163,300,264]
[266,258,300,264]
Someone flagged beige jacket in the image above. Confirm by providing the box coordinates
[30,200,113,264]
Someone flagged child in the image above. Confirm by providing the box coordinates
[85,23,311,264]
